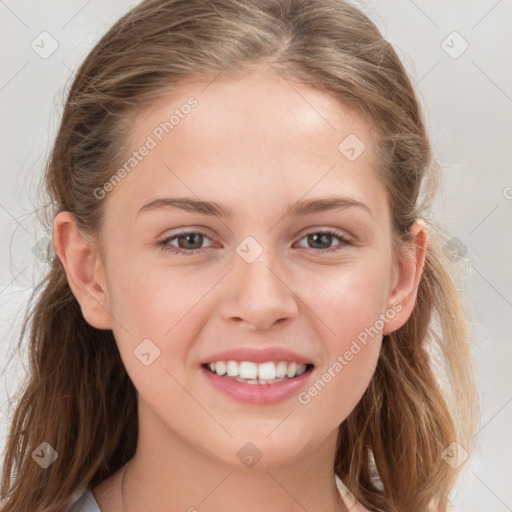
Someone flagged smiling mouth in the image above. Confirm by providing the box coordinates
[202,360,314,385]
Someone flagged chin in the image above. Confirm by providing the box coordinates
[206,429,318,470]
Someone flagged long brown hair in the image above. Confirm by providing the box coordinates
[1,1,479,510]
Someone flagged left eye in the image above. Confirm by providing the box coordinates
[158,229,351,255]
[294,229,351,252]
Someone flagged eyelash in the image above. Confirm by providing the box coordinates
[157,228,352,256]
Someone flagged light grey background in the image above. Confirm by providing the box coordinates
[1,1,511,510]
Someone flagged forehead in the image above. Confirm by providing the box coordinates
[129,67,374,157]
[105,66,386,224]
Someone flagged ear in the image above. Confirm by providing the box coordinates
[52,211,113,330]
[383,219,428,335]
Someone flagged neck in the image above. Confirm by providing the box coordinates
[119,410,346,512]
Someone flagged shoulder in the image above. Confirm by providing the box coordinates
[67,488,101,512]
[335,474,373,512]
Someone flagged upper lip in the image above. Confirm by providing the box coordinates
[200,346,314,366]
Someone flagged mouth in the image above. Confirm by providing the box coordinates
[201,360,315,385]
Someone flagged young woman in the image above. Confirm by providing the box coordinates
[0,1,478,511]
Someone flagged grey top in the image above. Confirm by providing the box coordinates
[67,474,368,511]
[67,488,101,512]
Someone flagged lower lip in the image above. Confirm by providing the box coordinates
[201,366,313,405]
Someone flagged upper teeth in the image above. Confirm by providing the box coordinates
[208,361,308,380]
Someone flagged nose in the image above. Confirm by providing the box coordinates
[219,249,299,331]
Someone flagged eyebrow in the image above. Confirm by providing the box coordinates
[136,195,372,218]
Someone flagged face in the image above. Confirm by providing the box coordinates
[56,65,423,470]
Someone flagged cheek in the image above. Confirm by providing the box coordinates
[298,338,381,439]
[290,256,391,421]
[104,261,202,382]
[297,278,385,431]
[106,259,210,337]
[298,260,389,396]
[307,255,392,341]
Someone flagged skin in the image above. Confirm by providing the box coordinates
[53,64,427,512]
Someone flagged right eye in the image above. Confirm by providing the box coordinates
[157,231,216,255]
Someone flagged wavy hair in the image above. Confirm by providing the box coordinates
[1,1,478,510]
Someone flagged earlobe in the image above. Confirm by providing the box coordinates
[52,211,113,330]
[383,220,428,335]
